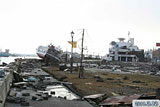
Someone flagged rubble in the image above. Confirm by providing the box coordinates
[5,59,93,107]
[99,94,141,107]
[106,78,114,80]
[93,75,104,82]
[21,101,30,106]
[96,78,104,82]
[59,75,67,81]
[123,76,129,80]
[132,80,144,83]
[4,57,160,107]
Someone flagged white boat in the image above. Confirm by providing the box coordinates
[36,46,49,58]
[36,45,62,62]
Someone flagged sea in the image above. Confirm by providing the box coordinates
[0,56,39,65]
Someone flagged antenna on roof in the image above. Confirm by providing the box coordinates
[128,31,130,41]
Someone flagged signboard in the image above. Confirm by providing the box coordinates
[156,43,160,47]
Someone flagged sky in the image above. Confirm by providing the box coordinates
[0,0,160,56]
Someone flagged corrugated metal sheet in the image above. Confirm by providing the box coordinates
[100,94,141,106]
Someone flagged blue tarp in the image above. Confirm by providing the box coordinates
[28,77,36,81]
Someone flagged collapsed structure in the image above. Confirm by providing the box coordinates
[107,38,144,62]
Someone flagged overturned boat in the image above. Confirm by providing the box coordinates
[36,46,49,59]
[36,44,62,64]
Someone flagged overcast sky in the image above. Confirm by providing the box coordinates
[0,0,160,56]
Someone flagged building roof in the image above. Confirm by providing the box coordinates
[99,94,141,106]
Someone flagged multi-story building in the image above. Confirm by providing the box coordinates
[107,38,144,62]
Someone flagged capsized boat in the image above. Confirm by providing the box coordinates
[36,46,49,58]
[36,44,62,62]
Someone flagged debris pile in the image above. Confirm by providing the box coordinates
[5,59,93,107]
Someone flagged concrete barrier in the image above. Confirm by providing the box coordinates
[0,72,13,107]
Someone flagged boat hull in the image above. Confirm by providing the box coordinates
[36,53,45,59]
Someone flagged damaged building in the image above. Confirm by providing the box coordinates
[152,48,160,63]
[106,38,144,62]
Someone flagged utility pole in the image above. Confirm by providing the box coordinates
[65,50,68,66]
[79,29,84,78]
[70,31,74,73]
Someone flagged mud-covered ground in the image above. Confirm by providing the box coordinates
[43,65,160,97]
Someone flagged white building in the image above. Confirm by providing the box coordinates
[107,38,143,62]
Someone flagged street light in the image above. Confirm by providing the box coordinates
[70,31,74,73]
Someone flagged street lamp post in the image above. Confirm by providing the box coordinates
[70,31,74,73]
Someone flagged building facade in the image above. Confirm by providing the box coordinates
[152,48,160,63]
[107,38,144,62]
